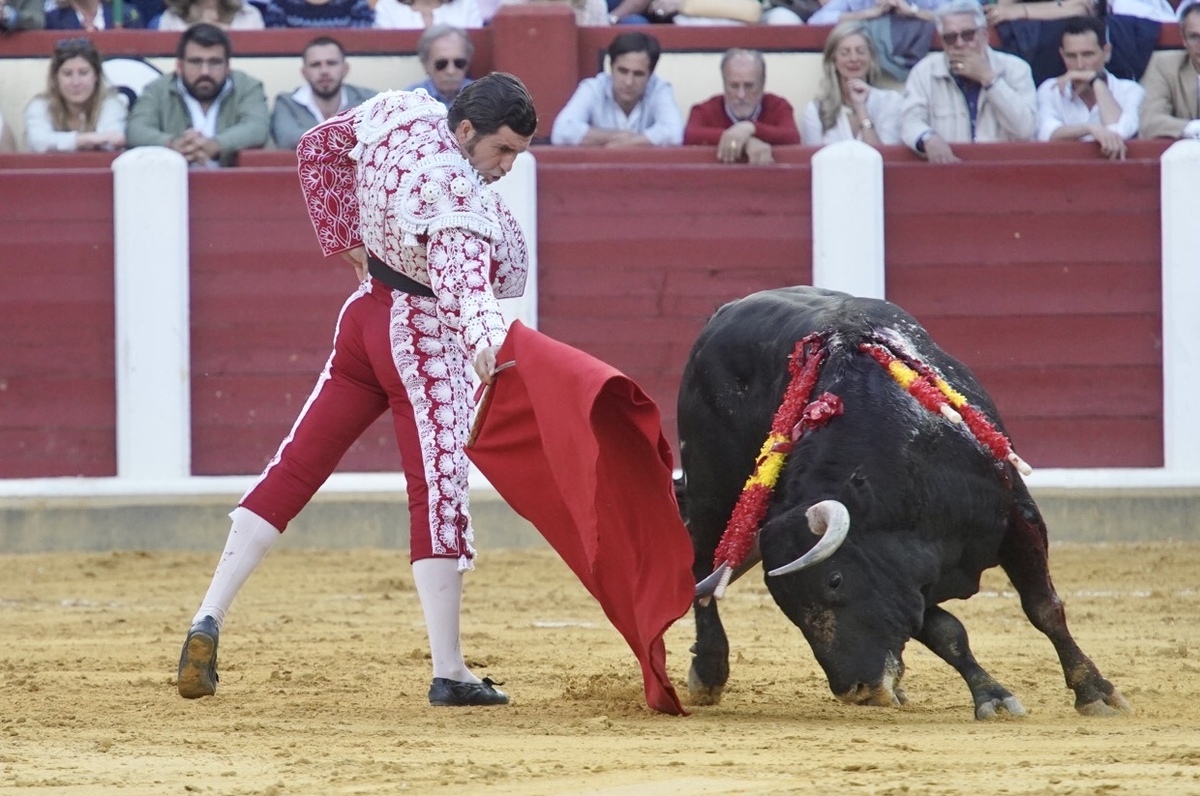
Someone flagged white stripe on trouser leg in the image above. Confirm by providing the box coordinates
[412,557,479,683]
[388,293,477,569]
[193,506,281,630]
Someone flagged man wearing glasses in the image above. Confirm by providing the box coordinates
[407,24,475,110]
[900,0,1036,163]
[272,36,377,150]
[126,23,269,167]
[1138,1,1200,139]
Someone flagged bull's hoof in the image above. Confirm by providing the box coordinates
[1076,688,1132,717]
[975,695,1027,720]
[687,667,724,706]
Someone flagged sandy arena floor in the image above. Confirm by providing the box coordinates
[1,541,1198,795]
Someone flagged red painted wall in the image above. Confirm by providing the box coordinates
[0,167,116,477]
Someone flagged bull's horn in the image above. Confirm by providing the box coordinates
[694,562,730,602]
[766,500,850,577]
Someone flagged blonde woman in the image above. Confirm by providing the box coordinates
[801,21,903,147]
[24,37,126,153]
[157,0,264,30]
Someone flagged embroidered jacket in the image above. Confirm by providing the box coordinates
[297,90,528,359]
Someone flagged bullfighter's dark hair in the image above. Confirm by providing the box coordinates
[1060,15,1107,46]
[447,72,537,138]
[607,31,662,73]
[177,23,232,60]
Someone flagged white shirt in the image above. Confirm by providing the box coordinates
[550,72,684,146]
[23,92,128,152]
[372,0,483,28]
[801,87,903,146]
[1036,73,1145,141]
[179,76,232,168]
[289,84,353,124]
[1108,0,1176,21]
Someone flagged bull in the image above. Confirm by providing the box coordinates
[678,286,1130,719]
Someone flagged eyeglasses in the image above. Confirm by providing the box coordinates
[433,57,468,72]
[55,37,97,56]
[941,28,980,46]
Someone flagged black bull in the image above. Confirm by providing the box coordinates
[677,286,1130,719]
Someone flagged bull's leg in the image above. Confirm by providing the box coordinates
[687,596,730,705]
[916,605,1027,720]
[998,503,1131,716]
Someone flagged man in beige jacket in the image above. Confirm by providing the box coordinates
[1138,2,1200,139]
[900,0,1037,163]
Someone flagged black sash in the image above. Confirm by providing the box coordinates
[367,253,436,298]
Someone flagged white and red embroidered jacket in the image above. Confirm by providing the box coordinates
[296,90,528,359]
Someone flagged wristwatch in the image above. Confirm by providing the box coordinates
[1091,70,1108,85]
[915,129,934,153]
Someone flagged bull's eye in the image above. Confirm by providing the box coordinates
[828,571,843,590]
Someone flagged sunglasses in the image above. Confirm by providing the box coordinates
[55,36,97,56]
[941,28,980,46]
[433,57,468,72]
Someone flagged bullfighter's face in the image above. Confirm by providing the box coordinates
[454,119,532,183]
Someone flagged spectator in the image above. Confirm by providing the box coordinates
[1036,16,1144,160]
[262,0,373,27]
[804,0,939,81]
[684,48,799,164]
[406,24,474,109]
[157,0,264,29]
[24,36,126,152]
[0,109,16,152]
[551,31,683,147]
[802,21,903,147]
[126,23,269,167]
[372,0,482,28]
[0,0,45,29]
[272,37,375,150]
[1139,2,1200,139]
[643,0,765,25]
[45,0,144,28]
[983,0,1094,86]
[901,0,1037,163]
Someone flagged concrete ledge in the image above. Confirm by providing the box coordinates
[1,484,1197,553]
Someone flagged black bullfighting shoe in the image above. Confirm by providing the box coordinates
[177,615,220,699]
[428,677,509,707]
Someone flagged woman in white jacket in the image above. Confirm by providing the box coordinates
[802,21,903,147]
[24,37,126,153]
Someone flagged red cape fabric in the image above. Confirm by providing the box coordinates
[467,321,695,715]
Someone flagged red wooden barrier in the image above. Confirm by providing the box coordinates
[0,168,116,477]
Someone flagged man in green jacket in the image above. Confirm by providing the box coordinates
[127,23,269,167]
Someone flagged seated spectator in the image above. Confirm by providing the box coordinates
[406,24,474,109]
[802,21,903,147]
[0,109,16,152]
[157,0,264,29]
[901,0,1037,162]
[1036,16,1143,160]
[1138,2,1200,139]
[684,48,800,164]
[805,0,940,81]
[988,0,1173,83]
[0,0,45,30]
[24,37,127,152]
[551,31,683,147]
[272,36,375,150]
[262,0,373,27]
[372,0,482,28]
[126,23,269,167]
[644,0,764,25]
[45,0,144,28]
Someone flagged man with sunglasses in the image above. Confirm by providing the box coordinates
[900,0,1036,163]
[272,36,377,151]
[1138,1,1200,139]
[407,24,475,110]
[126,23,268,166]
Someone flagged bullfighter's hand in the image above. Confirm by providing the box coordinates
[474,346,500,385]
[341,246,368,281]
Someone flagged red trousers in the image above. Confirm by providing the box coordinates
[240,278,477,564]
